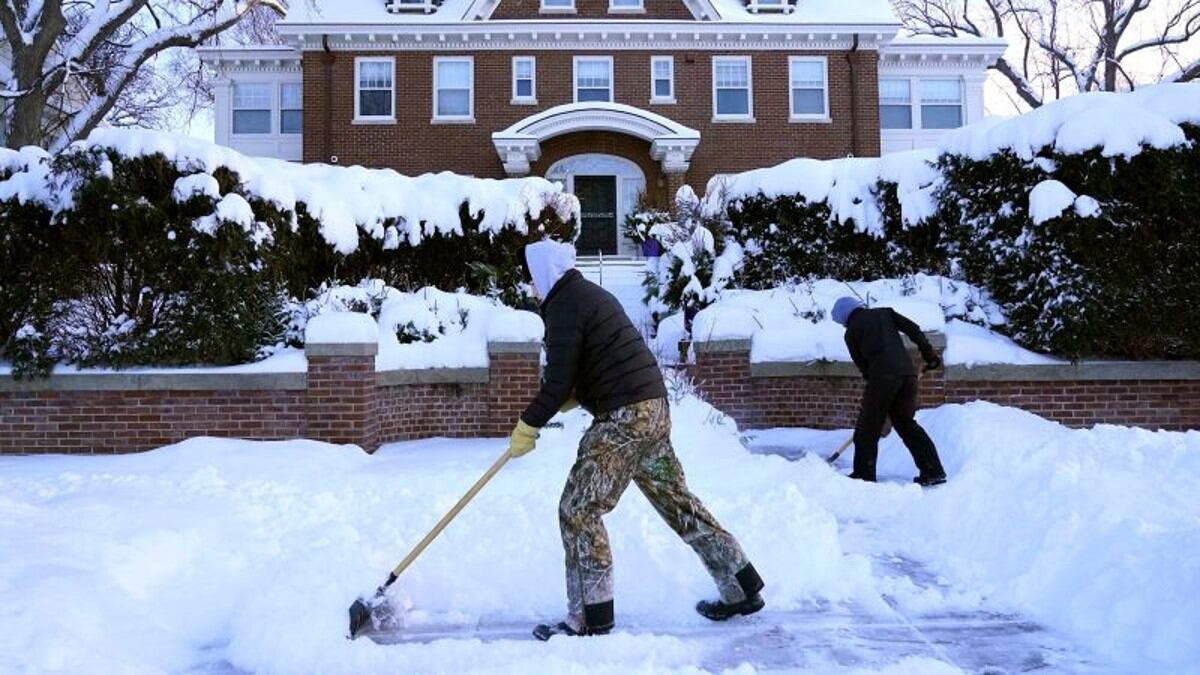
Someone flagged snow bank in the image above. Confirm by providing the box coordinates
[683,275,1054,366]
[2,128,578,255]
[293,281,543,370]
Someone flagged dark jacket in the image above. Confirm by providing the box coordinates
[844,307,934,379]
[521,269,667,428]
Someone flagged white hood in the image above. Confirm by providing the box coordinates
[525,240,576,299]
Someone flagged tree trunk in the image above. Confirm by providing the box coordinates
[7,87,48,149]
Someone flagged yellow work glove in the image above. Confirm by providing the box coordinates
[559,397,579,413]
[507,420,540,458]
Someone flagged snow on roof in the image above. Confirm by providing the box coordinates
[279,0,900,25]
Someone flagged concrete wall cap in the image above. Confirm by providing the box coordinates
[306,342,379,357]
[378,367,489,386]
[0,372,306,392]
[487,340,542,354]
[692,339,752,354]
[751,360,861,378]
[948,361,1200,382]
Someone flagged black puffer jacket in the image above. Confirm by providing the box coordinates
[521,269,667,428]
[844,307,935,379]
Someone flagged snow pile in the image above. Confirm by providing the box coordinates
[1,128,578,255]
[703,149,941,236]
[682,275,1057,366]
[292,280,543,370]
[0,145,52,204]
[940,83,1200,159]
[3,394,1197,672]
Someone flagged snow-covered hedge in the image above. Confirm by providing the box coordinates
[660,83,1200,359]
[0,130,576,375]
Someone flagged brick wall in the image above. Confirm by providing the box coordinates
[690,339,1200,431]
[302,48,880,193]
[0,342,541,455]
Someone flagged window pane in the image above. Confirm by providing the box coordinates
[921,104,962,129]
[516,79,533,97]
[280,82,302,109]
[612,0,640,5]
[577,60,610,87]
[233,110,271,134]
[437,61,471,89]
[438,89,471,116]
[233,83,271,109]
[715,61,748,88]
[280,109,302,134]
[577,87,611,102]
[920,79,962,103]
[791,88,824,115]
[654,78,672,98]
[716,88,749,115]
[880,104,912,129]
[359,61,392,88]
[790,60,824,88]
[653,59,671,79]
[879,79,911,104]
[543,0,571,6]
[515,59,533,79]
[359,89,392,117]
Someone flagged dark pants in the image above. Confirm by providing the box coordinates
[852,375,945,482]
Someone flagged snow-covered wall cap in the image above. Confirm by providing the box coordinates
[938,83,1200,160]
[305,312,379,353]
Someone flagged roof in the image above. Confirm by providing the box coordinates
[278,0,901,26]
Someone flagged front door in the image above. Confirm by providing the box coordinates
[574,175,618,256]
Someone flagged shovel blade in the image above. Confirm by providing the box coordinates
[347,593,403,639]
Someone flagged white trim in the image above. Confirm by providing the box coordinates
[712,55,753,122]
[787,55,829,122]
[573,55,614,104]
[385,0,436,12]
[650,55,675,104]
[231,81,274,136]
[459,0,717,22]
[746,0,795,13]
[354,56,396,123]
[511,55,537,105]
[279,81,303,135]
[432,55,475,122]
[546,154,647,257]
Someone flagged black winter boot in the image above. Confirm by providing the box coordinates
[914,473,947,487]
[696,564,766,621]
[533,601,613,641]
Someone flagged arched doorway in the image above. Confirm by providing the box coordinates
[546,154,646,256]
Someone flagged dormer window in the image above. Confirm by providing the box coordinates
[610,0,645,12]
[541,0,575,12]
[386,0,435,13]
[746,0,794,13]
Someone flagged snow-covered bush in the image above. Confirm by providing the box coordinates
[0,129,577,374]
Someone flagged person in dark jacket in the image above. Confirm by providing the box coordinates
[509,240,764,641]
[831,297,947,487]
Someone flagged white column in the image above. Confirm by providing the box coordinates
[212,78,232,146]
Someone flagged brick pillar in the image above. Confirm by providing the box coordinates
[305,335,379,451]
[690,339,754,427]
[485,341,542,436]
[665,172,688,208]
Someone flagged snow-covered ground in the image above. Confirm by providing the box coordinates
[2,389,1196,674]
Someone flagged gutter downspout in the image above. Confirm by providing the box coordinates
[844,34,860,157]
[322,35,334,163]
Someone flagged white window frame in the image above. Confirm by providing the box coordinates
[573,55,614,104]
[609,0,645,13]
[918,77,964,130]
[878,77,914,130]
[747,0,794,12]
[712,56,754,122]
[354,56,396,123]
[232,82,273,136]
[432,56,475,123]
[540,0,576,13]
[788,56,830,122]
[650,56,675,104]
[512,56,537,105]
[386,0,435,12]
[279,81,303,135]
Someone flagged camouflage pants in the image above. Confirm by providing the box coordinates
[559,397,751,623]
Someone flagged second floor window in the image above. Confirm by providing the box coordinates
[610,0,643,10]
[575,57,613,103]
[542,0,574,10]
[434,57,473,120]
[513,56,536,103]
[280,82,302,134]
[713,57,752,119]
[920,79,964,129]
[355,58,394,120]
[651,56,674,102]
[232,83,271,134]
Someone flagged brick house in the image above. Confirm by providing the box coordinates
[200,0,1003,255]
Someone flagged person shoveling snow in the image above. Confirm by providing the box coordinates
[831,297,947,487]
[510,240,766,641]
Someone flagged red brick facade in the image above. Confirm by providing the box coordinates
[302,48,880,199]
[0,343,541,455]
[491,0,695,20]
[691,341,1200,431]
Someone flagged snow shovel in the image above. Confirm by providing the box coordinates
[825,436,854,464]
[347,449,512,640]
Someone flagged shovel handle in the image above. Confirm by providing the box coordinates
[826,436,854,464]
[386,449,512,584]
